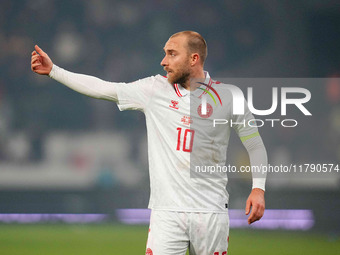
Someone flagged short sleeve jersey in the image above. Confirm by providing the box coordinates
[115,72,258,212]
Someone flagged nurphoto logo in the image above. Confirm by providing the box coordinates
[198,83,312,128]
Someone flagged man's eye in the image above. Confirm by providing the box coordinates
[170,53,176,57]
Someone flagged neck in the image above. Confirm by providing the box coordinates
[182,69,205,91]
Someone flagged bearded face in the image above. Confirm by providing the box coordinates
[161,36,192,85]
[165,59,191,85]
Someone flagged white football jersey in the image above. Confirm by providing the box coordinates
[115,72,258,212]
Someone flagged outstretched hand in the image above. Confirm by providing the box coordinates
[31,45,53,75]
[245,188,265,224]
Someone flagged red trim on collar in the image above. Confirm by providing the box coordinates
[174,83,182,97]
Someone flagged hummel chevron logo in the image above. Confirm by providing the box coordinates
[169,100,179,109]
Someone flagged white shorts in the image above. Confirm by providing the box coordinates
[145,210,229,255]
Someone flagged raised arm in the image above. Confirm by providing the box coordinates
[31,45,118,101]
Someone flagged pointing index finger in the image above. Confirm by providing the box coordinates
[35,45,45,56]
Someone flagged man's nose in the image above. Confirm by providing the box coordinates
[160,56,167,66]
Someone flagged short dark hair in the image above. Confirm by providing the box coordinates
[170,31,208,65]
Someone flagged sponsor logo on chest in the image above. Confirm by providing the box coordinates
[169,100,179,110]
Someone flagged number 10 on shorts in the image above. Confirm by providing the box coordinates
[176,128,195,152]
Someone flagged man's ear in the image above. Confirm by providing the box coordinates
[191,53,200,66]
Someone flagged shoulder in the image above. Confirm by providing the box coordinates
[127,74,168,87]
[154,74,170,84]
[135,74,168,84]
[152,74,174,90]
[210,79,238,101]
[126,75,173,95]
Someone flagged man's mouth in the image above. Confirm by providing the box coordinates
[164,69,173,75]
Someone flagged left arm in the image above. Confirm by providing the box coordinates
[230,94,267,224]
[242,135,267,224]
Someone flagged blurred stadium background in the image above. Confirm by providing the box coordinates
[0,0,340,254]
